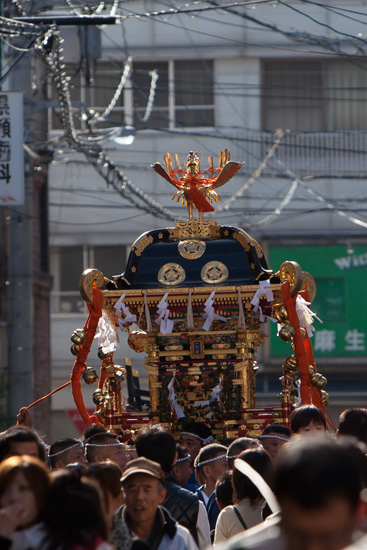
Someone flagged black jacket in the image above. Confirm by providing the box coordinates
[163,472,199,545]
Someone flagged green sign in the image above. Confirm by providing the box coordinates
[268,245,367,358]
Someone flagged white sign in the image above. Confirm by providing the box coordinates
[0,92,24,205]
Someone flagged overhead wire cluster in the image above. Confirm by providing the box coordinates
[1,0,367,228]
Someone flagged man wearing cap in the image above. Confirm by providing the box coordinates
[135,425,211,550]
[120,457,198,550]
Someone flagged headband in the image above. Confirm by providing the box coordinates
[84,442,125,449]
[180,432,215,445]
[196,454,227,468]
[48,443,82,458]
[259,435,289,443]
[234,458,280,514]
[175,455,191,464]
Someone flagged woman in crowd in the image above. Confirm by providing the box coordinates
[214,448,274,545]
[41,468,112,550]
[84,462,131,550]
[0,455,50,550]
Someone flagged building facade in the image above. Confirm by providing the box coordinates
[38,0,367,438]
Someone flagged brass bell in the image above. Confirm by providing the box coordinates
[114,366,127,382]
[309,365,316,375]
[321,390,330,407]
[278,325,295,342]
[311,373,327,390]
[283,354,298,372]
[82,367,98,385]
[70,343,80,356]
[274,304,288,323]
[300,327,307,340]
[71,329,87,345]
[98,347,108,360]
[93,389,104,405]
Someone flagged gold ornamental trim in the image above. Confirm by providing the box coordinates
[168,220,220,240]
[132,234,154,257]
[232,231,250,252]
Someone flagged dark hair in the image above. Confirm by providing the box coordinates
[194,443,227,476]
[43,469,107,550]
[0,456,50,523]
[338,408,367,444]
[84,461,122,502]
[48,438,82,469]
[135,426,176,472]
[226,437,259,470]
[290,405,326,433]
[215,471,233,509]
[85,432,119,463]
[261,424,291,437]
[274,438,361,510]
[180,422,213,442]
[0,426,47,462]
[81,423,107,442]
[232,448,274,506]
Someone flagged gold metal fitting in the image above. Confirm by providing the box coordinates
[311,372,327,390]
[70,328,87,345]
[114,366,127,382]
[282,354,298,372]
[278,325,295,342]
[82,366,99,385]
[321,390,330,406]
[97,347,109,360]
[273,304,288,323]
[92,389,104,405]
[70,343,80,356]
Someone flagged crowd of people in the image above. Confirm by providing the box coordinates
[0,405,366,550]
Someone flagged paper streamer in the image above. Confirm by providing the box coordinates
[114,294,137,333]
[155,293,174,335]
[210,377,222,403]
[251,280,276,323]
[95,311,119,353]
[296,295,322,338]
[202,291,226,331]
[168,375,185,418]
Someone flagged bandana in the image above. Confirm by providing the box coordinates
[259,435,290,443]
[180,432,215,445]
[195,454,227,468]
[48,443,83,458]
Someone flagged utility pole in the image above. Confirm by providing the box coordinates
[5,1,52,436]
[4,5,118,437]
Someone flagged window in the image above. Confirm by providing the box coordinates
[262,59,367,132]
[132,59,215,129]
[49,59,215,131]
[50,245,126,314]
